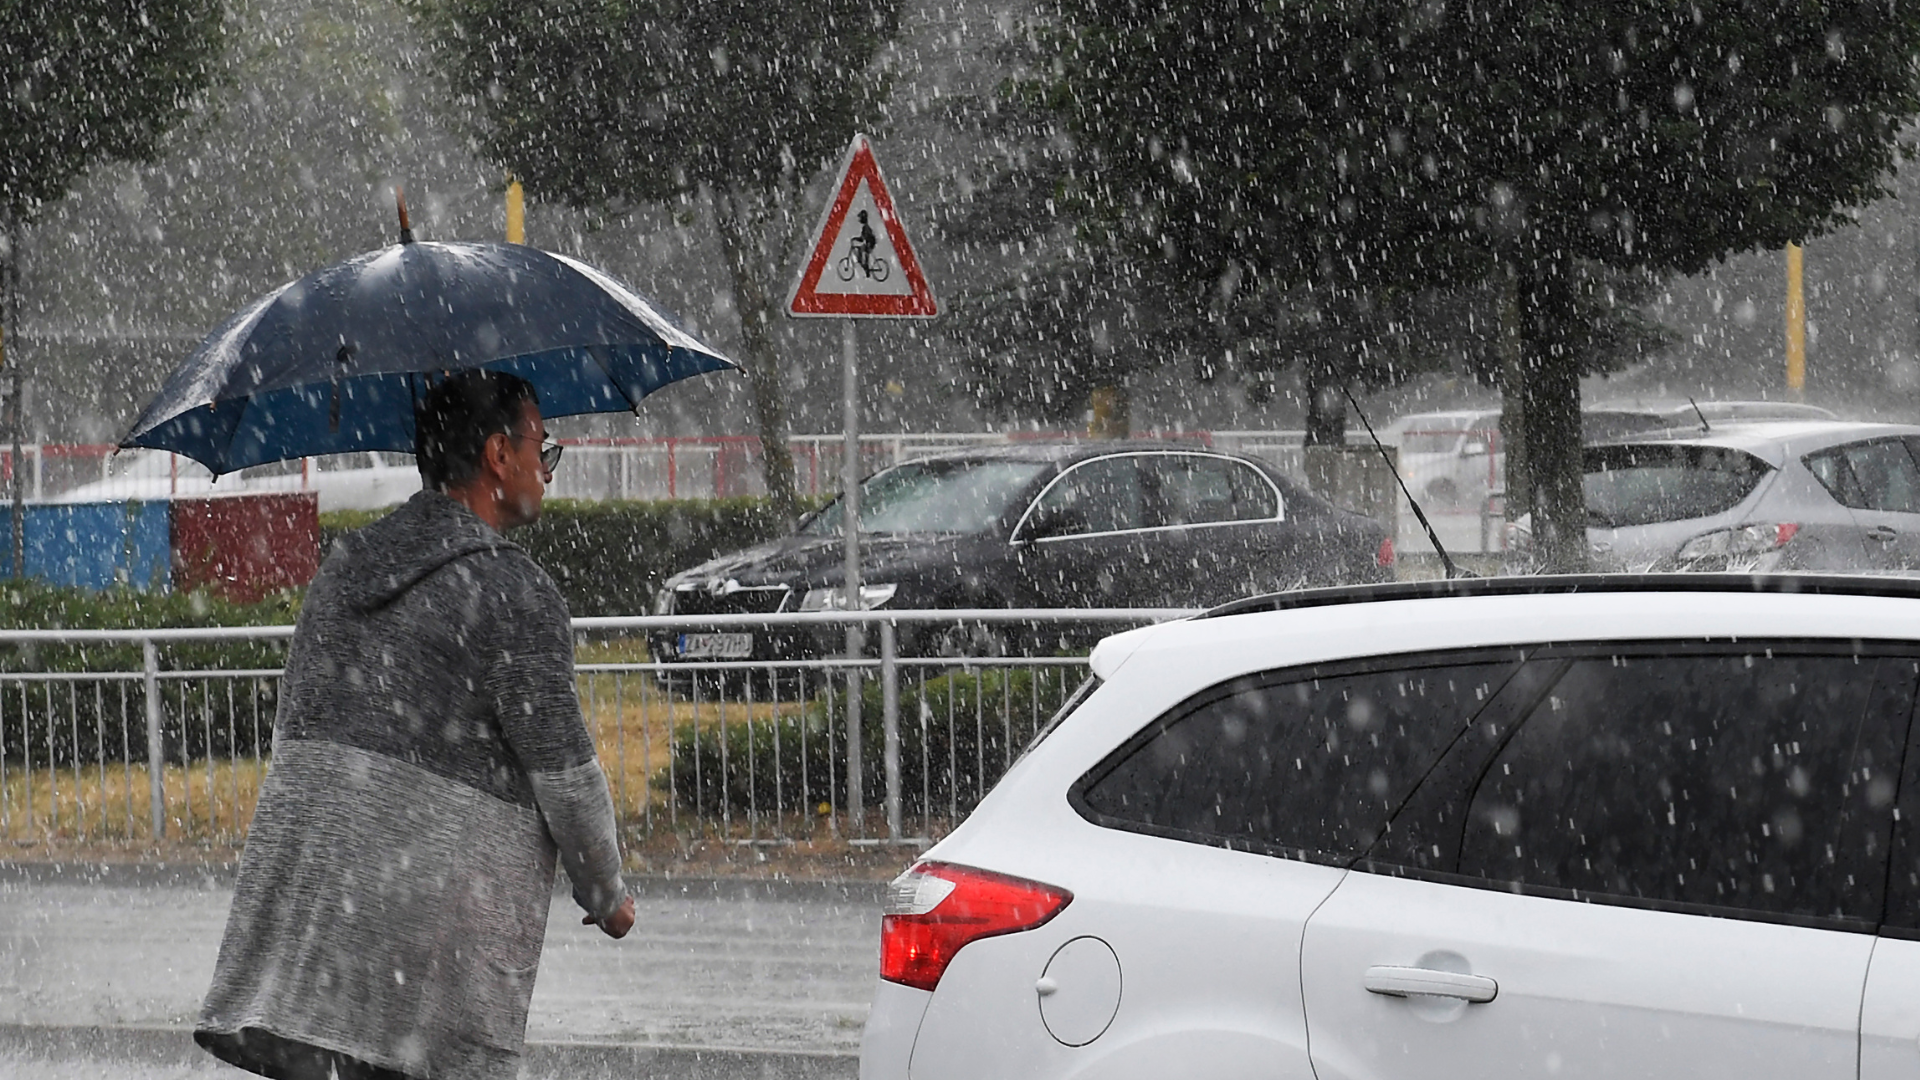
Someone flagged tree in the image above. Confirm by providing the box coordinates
[1036,0,1476,448]
[1042,0,1920,569]
[0,0,228,574]
[941,20,1452,441]
[410,0,901,521]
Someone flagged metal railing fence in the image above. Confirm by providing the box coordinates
[0,610,1196,848]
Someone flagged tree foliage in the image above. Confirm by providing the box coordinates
[0,0,229,222]
[409,0,901,519]
[0,0,228,577]
[940,24,1448,438]
[1043,0,1920,568]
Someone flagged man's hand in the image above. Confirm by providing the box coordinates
[583,894,636,939]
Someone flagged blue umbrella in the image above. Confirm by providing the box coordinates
[122,239,737,474]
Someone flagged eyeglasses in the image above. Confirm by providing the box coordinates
[509,432,564,472]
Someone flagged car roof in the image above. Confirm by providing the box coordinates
[900,439,1257,467]
[1664,400,1840,419]
[1084,573,1920,684]
[1392,409,1496,429]
[1200,571,1920,619]
[1582,419,1920,465]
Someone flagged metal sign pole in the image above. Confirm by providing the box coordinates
[841,318,864,834]
[787,133,937,841]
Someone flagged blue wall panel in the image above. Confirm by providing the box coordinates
[0,502,171,591]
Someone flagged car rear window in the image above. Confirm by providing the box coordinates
[1072,658,1521,863]
[1460,648,1911,924]
[1583,444,1772,527]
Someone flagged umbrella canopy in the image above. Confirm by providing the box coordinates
[122,241,737,474]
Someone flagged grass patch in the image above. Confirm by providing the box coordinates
[0,756,266,846]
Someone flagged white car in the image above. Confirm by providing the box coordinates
[51,450,420,512]
[1387,407,1674,511]
[1385,409,1502,507]
[862,576,1920,1079]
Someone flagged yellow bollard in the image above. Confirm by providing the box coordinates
[1785,242,1805,395]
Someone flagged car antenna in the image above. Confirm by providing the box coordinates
[1339,384,1465,580]
[1687,396,1711,433]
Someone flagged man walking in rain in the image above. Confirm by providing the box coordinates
[195,369,634,1080]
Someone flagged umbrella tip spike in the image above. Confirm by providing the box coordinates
[396,186,414,244]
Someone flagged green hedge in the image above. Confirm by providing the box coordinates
[0,582,297,673]
[323,496,814,617]
[0,583,299,766]
[663,666,1086,818]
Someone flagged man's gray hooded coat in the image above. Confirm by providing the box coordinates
[196,491,626,1080]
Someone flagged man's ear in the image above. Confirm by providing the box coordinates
[480,431,513,482]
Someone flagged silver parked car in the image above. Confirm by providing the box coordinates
[1513,420,1920,572]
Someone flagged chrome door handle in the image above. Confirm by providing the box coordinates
[1364,965,1498,1003]
[1868,525,1899,542]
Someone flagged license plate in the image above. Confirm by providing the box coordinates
[676,633,754,659]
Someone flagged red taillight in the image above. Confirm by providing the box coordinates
[1377,537,1396,566]
[879,862,1072,992]
[1776,522,1801,547]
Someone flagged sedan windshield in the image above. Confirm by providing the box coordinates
[800,459,1050,536]
[1584,445,1774,528]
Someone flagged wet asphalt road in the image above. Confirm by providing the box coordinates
[0,865,882,1078]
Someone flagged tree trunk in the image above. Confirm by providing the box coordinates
[1302,289,1359,448]
[712,189,801,522]
[1497,263,1528,523]
[1087,384,1129,438]
[1515,257,1587,573]
[3,215,20,581]
[1302,353,1347,448]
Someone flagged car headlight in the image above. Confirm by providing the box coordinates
[800,583,898,611]
[1676,522,1800,561]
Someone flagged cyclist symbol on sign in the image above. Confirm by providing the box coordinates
[836,210,891,283]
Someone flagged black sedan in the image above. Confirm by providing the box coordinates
[652,441,1394,659]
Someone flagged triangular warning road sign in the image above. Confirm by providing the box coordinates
[787,135,938,319]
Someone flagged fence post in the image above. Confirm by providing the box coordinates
[881,619,901,841]
[845,639,863,837]
[143,639,165,839]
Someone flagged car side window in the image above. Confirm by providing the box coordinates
[1025,457,1143,537]
[1811,440,1920,513]
[1804,448,1868,508]
[1073,658,1522,863]
[1142,455,1276,526]
[1459,649,1910,925]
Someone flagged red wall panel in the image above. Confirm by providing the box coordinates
[171,493,321,602]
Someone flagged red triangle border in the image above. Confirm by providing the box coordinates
[786,135,939,318]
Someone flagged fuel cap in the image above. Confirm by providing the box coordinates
[1037,936,1121,1046]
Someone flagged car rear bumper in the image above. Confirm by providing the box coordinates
[860,979,932,1079]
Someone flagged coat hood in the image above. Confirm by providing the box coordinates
[332,490,515,612]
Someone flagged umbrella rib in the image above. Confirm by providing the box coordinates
[584,343,645,415]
